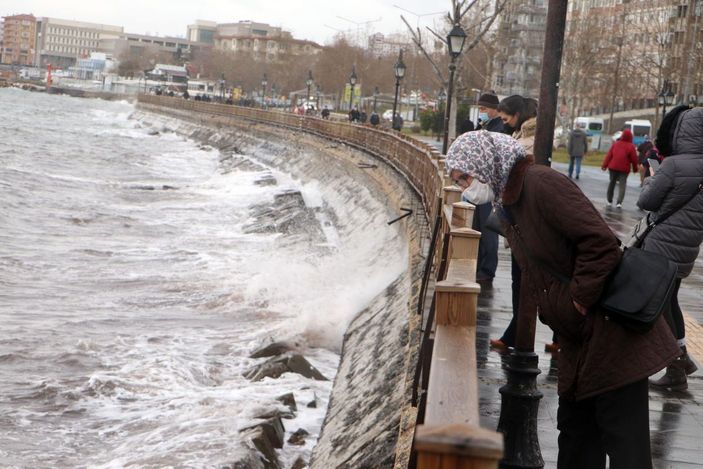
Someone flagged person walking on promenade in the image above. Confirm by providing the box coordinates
[601,128,638,208]
[491,95,560,352]
[476,92,505,133]
[567,124,589,179]
[638,105,703,391]
[446,130,680,469]
[637,136,654,185]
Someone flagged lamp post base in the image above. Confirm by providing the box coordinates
[497,351,544,469]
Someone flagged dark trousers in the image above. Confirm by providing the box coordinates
[500,256,556,346]
[557,379,652,469]
[472,202,499,280]
[663,278,685,340]
[500,255,521,346]
[607,169,629,204]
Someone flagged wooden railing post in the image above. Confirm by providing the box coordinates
[415,424,503,469]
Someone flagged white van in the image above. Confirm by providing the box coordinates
[613,119,652,146]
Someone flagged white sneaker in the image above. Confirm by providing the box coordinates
[616,203,622,208]
[607,201,613,207]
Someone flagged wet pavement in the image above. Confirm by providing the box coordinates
[471,162,703,468]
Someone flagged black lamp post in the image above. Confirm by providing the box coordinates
[442,23,467,154]
[306,70,313,110]
[261,73,268,109]
[220,73,226,101]
[392,49,406,131]
[373,86,379,113]
[349,66,357,111]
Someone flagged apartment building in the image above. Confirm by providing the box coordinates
[187,20,217,44]
[1,14,37,65]
[101,32,209,64]
[34,17,123,68]
[206,20,322,61]
[491,0,548,98]
[367,32,413,58]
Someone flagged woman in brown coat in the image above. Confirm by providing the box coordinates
[446,130,680,469]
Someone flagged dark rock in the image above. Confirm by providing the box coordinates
[224,453,266,469]
[243,360,288,381]
[241,427,280,469]
[290,456,307,469]
[148,130,160,135]
[287,428,310,446]
[244,354,328,382]
[255,174,277,186]
[286,355,327,381]
[249,341,296,359]
[276,392,297,412]
[241,414,285,449]
[306,393,317,408]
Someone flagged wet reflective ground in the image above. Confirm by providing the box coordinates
[474,163,703,468]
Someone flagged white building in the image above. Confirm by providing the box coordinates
[34,17,123,68]
[367,32,413,57]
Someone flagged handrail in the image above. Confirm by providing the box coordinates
[414,195,504,469]
[135,95,503,468]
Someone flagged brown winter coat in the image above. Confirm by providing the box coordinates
[502,158,680,401]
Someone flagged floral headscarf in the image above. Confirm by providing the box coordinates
[445,130,526,205]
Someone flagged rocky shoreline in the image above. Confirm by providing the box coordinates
[134,103,428,469]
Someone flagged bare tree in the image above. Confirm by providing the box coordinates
[402,0,507,142]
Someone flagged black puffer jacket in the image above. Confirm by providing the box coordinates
[638,107,703,278]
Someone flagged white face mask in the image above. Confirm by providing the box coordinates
[462,179,495,205]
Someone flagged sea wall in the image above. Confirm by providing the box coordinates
[136,97,441,468]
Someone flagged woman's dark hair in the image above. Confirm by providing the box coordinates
[656,105,689,157]
[497,95,539,131]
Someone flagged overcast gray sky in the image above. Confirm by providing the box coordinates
[2,0,449,45]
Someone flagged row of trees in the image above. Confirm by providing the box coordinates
[559,0,703,129]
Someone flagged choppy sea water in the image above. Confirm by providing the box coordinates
[0,89,407,467]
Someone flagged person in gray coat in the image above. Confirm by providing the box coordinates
[567,125,589,179]
[637,105,703,390]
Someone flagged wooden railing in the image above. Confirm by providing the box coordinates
[414,180,503,468]
[136,95,503,468]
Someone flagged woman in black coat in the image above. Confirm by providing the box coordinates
[638,105,703,390]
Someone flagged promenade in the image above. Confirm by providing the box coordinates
[472,161,703,468]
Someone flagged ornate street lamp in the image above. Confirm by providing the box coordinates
[306,70,314,110]
[392,49,406,131]
[349,66,358,111]
[442,23,467,154]
[261,73,268,108]
[373,86,380,113]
